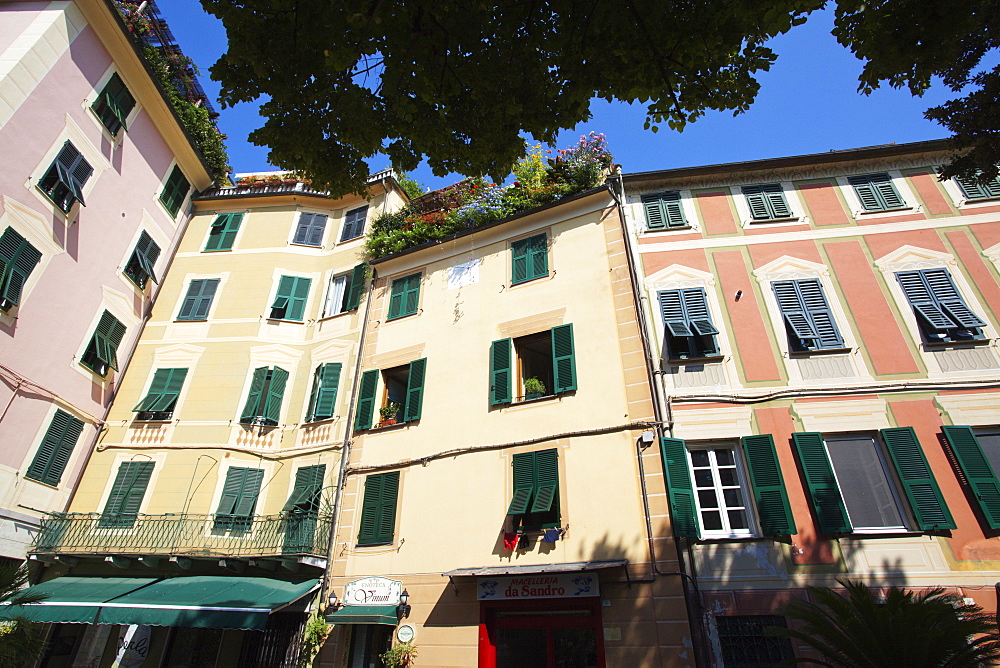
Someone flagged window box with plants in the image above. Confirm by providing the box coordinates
[378,402,402,427]
[523,377,547,400]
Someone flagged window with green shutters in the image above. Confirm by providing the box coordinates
[895,268,987,343]
[99,461,154,528]
[0,226,42,311]
[177,278,220,321]
[269,275,311,321]
[658,289,720,360]
[292,212,328,246]
[133,368,188,420]
[283,465,326,514]
[322,264,366,317]
[204,213,243,251]
[954,174,1000,201]
[641,191,687,230]
[386,273,421,320]
[742,183,792,220]
[159,166,190,217]
[358,471,399,545]
[25,410,84,486]
[659,436,795,539]
[511,233,548,285]
[214,467,264,531]
[123,231,161,290]
[490,325,576,405]
[506,450,560,531]
[340,206,368,242]
[92,73,135,136]
[81,310,126,377]
[39,141,93,213]
[240,366,289,426]
[792,430,954,534]
[942,426,1000,530]
[306,363,341,422]
[353,359,427,430]
[771,279,844,351]
[848,173,905,211]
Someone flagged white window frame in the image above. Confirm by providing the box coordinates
[823,433,910,533]
[686,440,757,539]
[321,270,352,319]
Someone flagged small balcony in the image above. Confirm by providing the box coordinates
[31,513,331,563]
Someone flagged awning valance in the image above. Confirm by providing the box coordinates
[0,576,319,630]
[325,604,398,625]
[443,559,628,578]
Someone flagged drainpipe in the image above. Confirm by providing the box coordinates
[610,174,709,667]
[320,266,377,607]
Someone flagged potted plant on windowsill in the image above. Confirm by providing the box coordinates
[524,377,546,400]
[379,402,402,427]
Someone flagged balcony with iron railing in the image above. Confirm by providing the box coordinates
[31,512,331,562]
[197,168,396,199]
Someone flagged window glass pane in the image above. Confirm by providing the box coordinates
[694,469,714,487]
[703,510,723,530]
[699,490,719,508]
[826,436,905,529]
[690,450,710,467]
[728,509,748,530]
[689,445,754,537]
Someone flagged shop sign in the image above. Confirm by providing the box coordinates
[344,576,402,606]
[111,624,151,667]
[397,624,416,643]
[477,573,600,601]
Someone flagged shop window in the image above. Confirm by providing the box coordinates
[716,615,794,667]
[792,429,954,533]
[353,359,426,430]
[506,449,561,532]
[489,325,576,405]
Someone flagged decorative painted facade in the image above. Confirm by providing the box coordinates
[0,0,213,562]
[621,139,1000,666]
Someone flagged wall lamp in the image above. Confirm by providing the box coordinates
[328,592,339,608]
[398,589,411,619]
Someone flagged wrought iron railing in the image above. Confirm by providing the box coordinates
[32,513,331,559]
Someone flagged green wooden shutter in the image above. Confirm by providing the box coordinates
[528,234,548,281]
[345,263,366,310]
[216,467,246,516]
[880,427,955,530]
[293,213,327,246]
[792,432,852,533]
[743,185,772,219]
[271,276,310,321]
[309,363,341,421]
[0,227,41,309]
[101,461,153,527]
[507,452,535,514]
[233,468,264,519]
[25,410,84,486]
[681,288,719,337]
[530,449,559,513]
[956,175,1000,200]
[641,192,686,229]
[743,184,791,219]
[359,472,399,544]
[849,173,902,211]
[403,274,421,316]
[942,426,1000,529]
[659,437,700,538]
[283,464,327,513]
[133,368,188,413]
[87,311,125,374]
[160,166,190,216]
[403,358,426,422]
[896,270,954,330]
[772,280,820,343]
[387,276,406,319]
[177,279,219,320]
[923,269,986,328]
[205,213,243,251]
[490,338,512,406]
[551,324,577,393]
[241,367,269,421]
[659,290,692,337]
[340,206,368,241]
[354,370,379,430]
[93,73,135,134]
[511,238,529,284]
[773,279,844,349]
[263,367,289,423]
[740,435,796,536]
[126,231,161,288]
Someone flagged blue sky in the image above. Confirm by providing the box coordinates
[159,2,957,190]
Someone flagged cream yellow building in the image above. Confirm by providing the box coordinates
[26,172,407,665]
[319,187,695,668]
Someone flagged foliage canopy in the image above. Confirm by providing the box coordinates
[770,580,1000,667]
[203,0,1000,195]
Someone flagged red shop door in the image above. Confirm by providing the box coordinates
[479,598,606,668]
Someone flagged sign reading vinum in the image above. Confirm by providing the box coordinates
[344,577,402,606]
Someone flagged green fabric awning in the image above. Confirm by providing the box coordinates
[1,576,319,630]
[0,577,158,625]
[325,605,398,625]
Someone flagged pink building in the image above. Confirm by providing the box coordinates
[0,0,214,561]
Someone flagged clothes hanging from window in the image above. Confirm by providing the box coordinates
[542,528,561,543]
[503,533,518,551]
